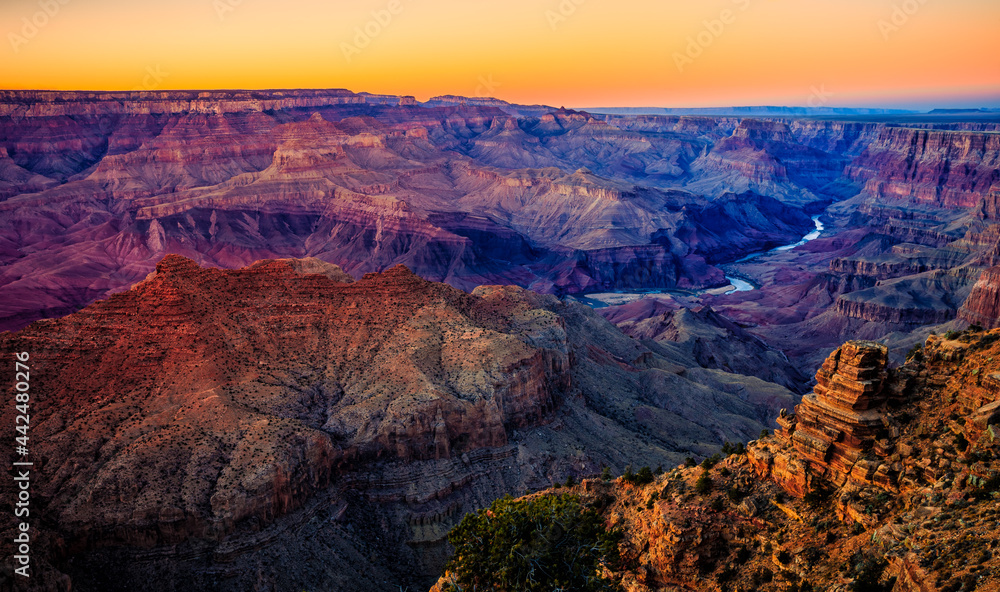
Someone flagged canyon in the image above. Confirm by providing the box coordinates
[0,255,799,591]
[2,90,1000,590]
[3,91,1000,378]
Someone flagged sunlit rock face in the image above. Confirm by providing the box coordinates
[959,265,1000,329]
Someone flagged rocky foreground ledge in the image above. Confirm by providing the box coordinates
[434,332,1000,591]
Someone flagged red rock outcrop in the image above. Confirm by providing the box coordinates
[749,341,898,497]
[750,329,1000,514]
[789,342,893,483]
[444,331,1000,592]
[0,255,569,588]
[958,266,1000,329]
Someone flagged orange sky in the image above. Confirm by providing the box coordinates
[2,0,998,108]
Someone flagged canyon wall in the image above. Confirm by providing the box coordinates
[958,266,1000,329]
[0,255,796,591]
[848,127,1000,208]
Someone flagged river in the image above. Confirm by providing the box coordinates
[724,215,824,294]
[579,215,825,307]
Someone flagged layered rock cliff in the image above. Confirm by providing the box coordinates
[3,91,1000,439]
[958,266,1000,329]
[749,341,903,498]
[0,91,836,332]
[0,255,799,592]
[445,330,1000,592]
[848,127,1000,208]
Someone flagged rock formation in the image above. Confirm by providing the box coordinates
[607,303,810,395]
[0,255,797,592]
[3,91,1000,387]
[749,329,999,520]
[0,91,837,332]
[958,266,1000,329]
[754,341,898,497]
[849,127,1000,209]
[440,330,1000,592]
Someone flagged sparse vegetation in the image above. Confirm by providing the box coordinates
[443,494,624,592]
[721,441,746,456]
[700,454,722,471]
[622,465,654,486]
[695,472,712,495]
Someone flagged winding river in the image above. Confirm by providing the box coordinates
[723,215,824,294]
[579,215,825,307]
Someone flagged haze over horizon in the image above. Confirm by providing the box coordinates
[2,0,998,109]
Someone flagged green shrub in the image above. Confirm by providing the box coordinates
[695,473,712,495]
[622,465,654,487]
[722,441,748,456]
[444,494,623,592]
[701,454,722,471]
[622,465,634,482]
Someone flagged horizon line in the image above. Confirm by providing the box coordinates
[1,87,998,113]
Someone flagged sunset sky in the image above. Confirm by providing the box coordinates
[2,0,998,109]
